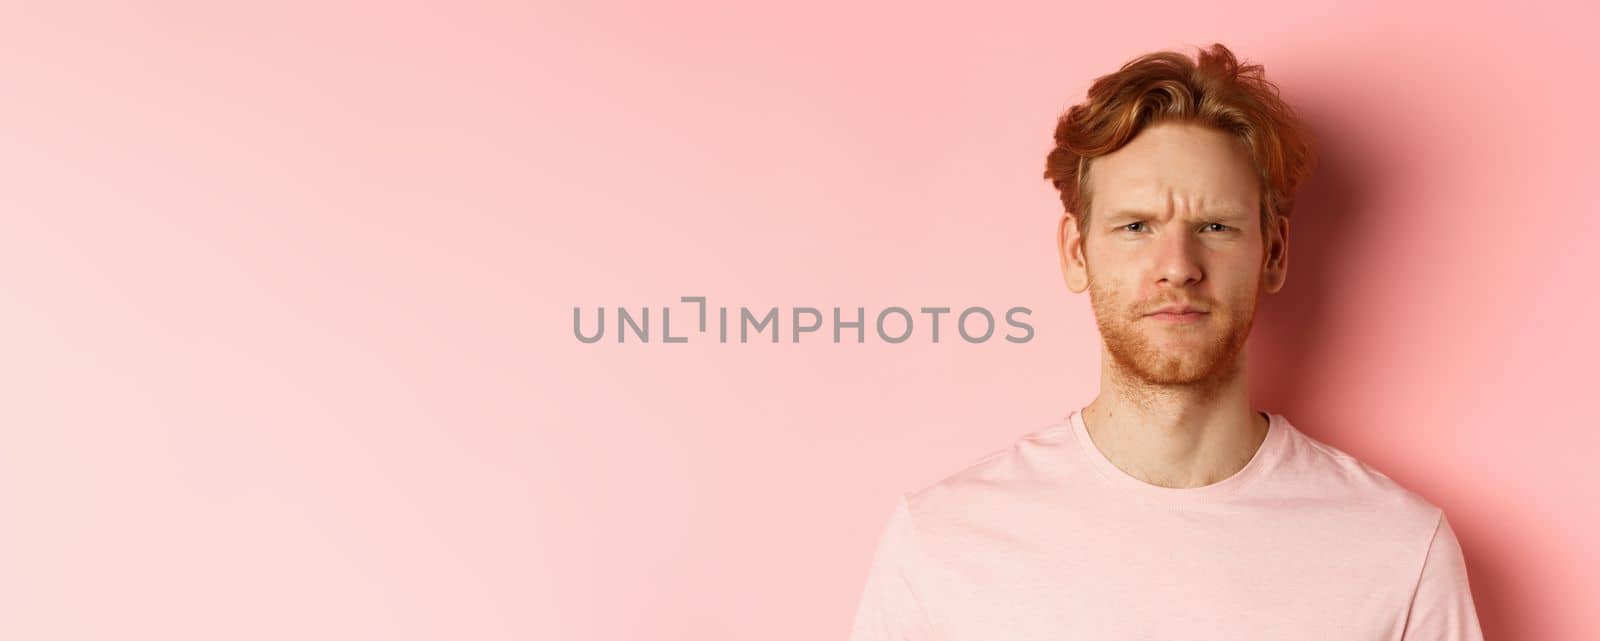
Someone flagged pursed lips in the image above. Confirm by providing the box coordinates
[1144,305,1209,322]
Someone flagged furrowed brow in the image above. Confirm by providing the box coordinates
[1103,208,1247,222]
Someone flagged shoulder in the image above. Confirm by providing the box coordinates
[899,419,1074,525]
[1275,417,1445,534]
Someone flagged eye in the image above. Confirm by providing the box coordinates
[1203,223,1232,232]
[1120,222,1146,232]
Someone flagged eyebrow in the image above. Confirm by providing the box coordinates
[1103,208,1251,222]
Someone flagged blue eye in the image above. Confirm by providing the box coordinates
[1122,222,1233,233]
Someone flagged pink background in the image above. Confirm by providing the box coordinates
[2,2,1595,640]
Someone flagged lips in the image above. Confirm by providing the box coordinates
[1144,308,1208,324]
[1145,305,1208,316]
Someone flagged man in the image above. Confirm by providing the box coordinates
[847,44,1484,640]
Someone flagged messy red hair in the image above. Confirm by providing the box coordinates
[1043,43,1317,237]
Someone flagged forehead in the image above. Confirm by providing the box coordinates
[1088,121,1260,216]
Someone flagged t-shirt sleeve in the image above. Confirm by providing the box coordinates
[1401,511,1485,641]
[848,494,937,641]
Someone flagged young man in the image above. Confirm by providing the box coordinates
[847,44,1484,641]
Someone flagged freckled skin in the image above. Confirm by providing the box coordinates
[1057,120,1291,487]
[1059,121,1287,395]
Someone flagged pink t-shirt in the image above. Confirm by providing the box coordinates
[849,408,1484,641]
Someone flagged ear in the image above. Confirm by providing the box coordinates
[1260,214,1290,293]
[1058,211,1089,293]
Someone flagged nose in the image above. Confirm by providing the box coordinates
[1154,226,1203,287]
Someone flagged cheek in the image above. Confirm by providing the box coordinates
[1209,253,1265,288]
[1216,280,1263,318]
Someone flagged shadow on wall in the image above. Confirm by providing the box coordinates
[1246,98,1378,421]
[1244,95,1519,641]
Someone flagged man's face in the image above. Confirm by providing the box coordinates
[1057,120,1288,388]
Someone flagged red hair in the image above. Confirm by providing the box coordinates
[1043,43,1317,236]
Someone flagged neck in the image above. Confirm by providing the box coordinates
[1081,349,1269,489]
